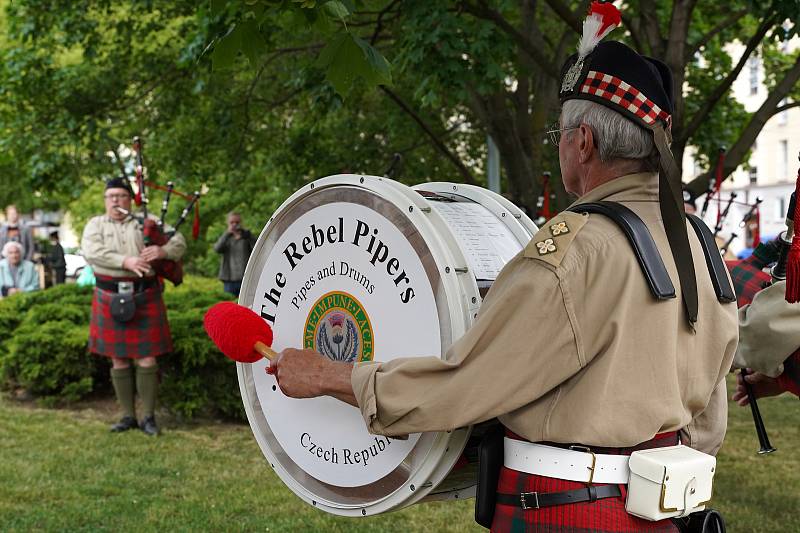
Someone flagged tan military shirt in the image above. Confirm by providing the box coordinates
[735,280,800,377]
[352,173,738,454]
[81,214,186,278]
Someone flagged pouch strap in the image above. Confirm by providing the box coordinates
[567,201,675,300]
[496,485,621,510]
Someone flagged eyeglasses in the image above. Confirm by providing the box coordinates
[104,193,131,201]
[545,122,579,145]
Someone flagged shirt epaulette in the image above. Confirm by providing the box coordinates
[524,211,589,268]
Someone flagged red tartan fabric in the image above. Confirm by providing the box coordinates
[579,71,670,127]
[778,371,800,396]
[88,281,172,359]
[726,257,772,307]
[491,434,679,533]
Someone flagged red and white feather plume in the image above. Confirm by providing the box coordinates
[577,1,622,59]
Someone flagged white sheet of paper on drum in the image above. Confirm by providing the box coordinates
[429,201,524,280]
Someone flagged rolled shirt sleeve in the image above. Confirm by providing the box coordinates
[161,228,186,261]
[351,255,583,437]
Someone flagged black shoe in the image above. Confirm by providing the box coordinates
[110,416,139,433]
[140,415,160,436]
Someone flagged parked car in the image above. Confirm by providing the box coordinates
[65,251,87,278]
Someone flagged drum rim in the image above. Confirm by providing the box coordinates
[237,175,474,515]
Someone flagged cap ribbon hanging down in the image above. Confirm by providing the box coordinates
[560,1,699,325]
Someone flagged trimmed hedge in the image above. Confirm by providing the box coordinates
[0,277,243,419]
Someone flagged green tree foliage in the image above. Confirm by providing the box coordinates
[0,0,797,226]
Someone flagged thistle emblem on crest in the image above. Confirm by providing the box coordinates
[304,291,374,363]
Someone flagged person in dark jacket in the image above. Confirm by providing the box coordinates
[48,231,67,285]
[213,212,256,297]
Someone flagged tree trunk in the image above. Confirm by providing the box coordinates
[686,52,800,196]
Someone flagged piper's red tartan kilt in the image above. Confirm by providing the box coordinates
[726,256,800,396]
[491,433,680,533]
[89,284,172,359]
[726,257,772,307]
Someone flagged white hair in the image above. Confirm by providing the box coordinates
[561,99,657,169]
[2,241,23,258]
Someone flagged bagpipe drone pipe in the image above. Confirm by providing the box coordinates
[129,136,202,286]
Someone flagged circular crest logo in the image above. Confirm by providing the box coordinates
[304,291,374,363]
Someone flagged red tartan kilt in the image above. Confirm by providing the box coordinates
[491,468,678,533]
[492,432,680,533]
[89,285,172,359]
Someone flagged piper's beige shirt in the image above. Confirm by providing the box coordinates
[735,280,800,377]
[81,214,186,278]
[352,173,738,454]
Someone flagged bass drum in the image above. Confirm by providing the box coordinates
[238,175,536,516]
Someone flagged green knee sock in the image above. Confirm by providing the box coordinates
[110,367,135,418]
[136,365,159,418]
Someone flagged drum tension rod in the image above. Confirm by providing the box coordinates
[454,267,469,274]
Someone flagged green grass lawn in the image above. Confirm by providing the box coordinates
[0,378,798,533]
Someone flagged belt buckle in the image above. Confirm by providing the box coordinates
[569,445,597,484]
[520,491,539,510]
[118,281,134,295]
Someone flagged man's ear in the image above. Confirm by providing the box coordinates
[578,124,595,163]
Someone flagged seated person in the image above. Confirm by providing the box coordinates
[0,241,40,296]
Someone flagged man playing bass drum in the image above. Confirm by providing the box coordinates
[267,4,738,531]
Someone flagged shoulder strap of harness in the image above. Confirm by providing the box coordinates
[567,201,676,300]
[686,214,737,303]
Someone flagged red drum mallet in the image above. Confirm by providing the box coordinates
[203,302,276,362]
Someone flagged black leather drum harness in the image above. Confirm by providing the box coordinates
[567,201,736,303]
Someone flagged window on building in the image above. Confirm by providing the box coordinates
[749,56,760,96]
[749,167,758,184]
[780,140,789,179]
[779,197,786,219]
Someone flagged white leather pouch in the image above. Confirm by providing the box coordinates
[625,444,715,521]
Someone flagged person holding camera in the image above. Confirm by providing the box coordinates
[213,212,256,297]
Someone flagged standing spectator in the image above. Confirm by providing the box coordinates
[0,241,40,296]
[82,177,186,436]
[48,231,67,285]
[0,205,35,262]
[213,212,256,297]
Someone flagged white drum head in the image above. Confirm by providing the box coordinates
[238,175,475,516]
